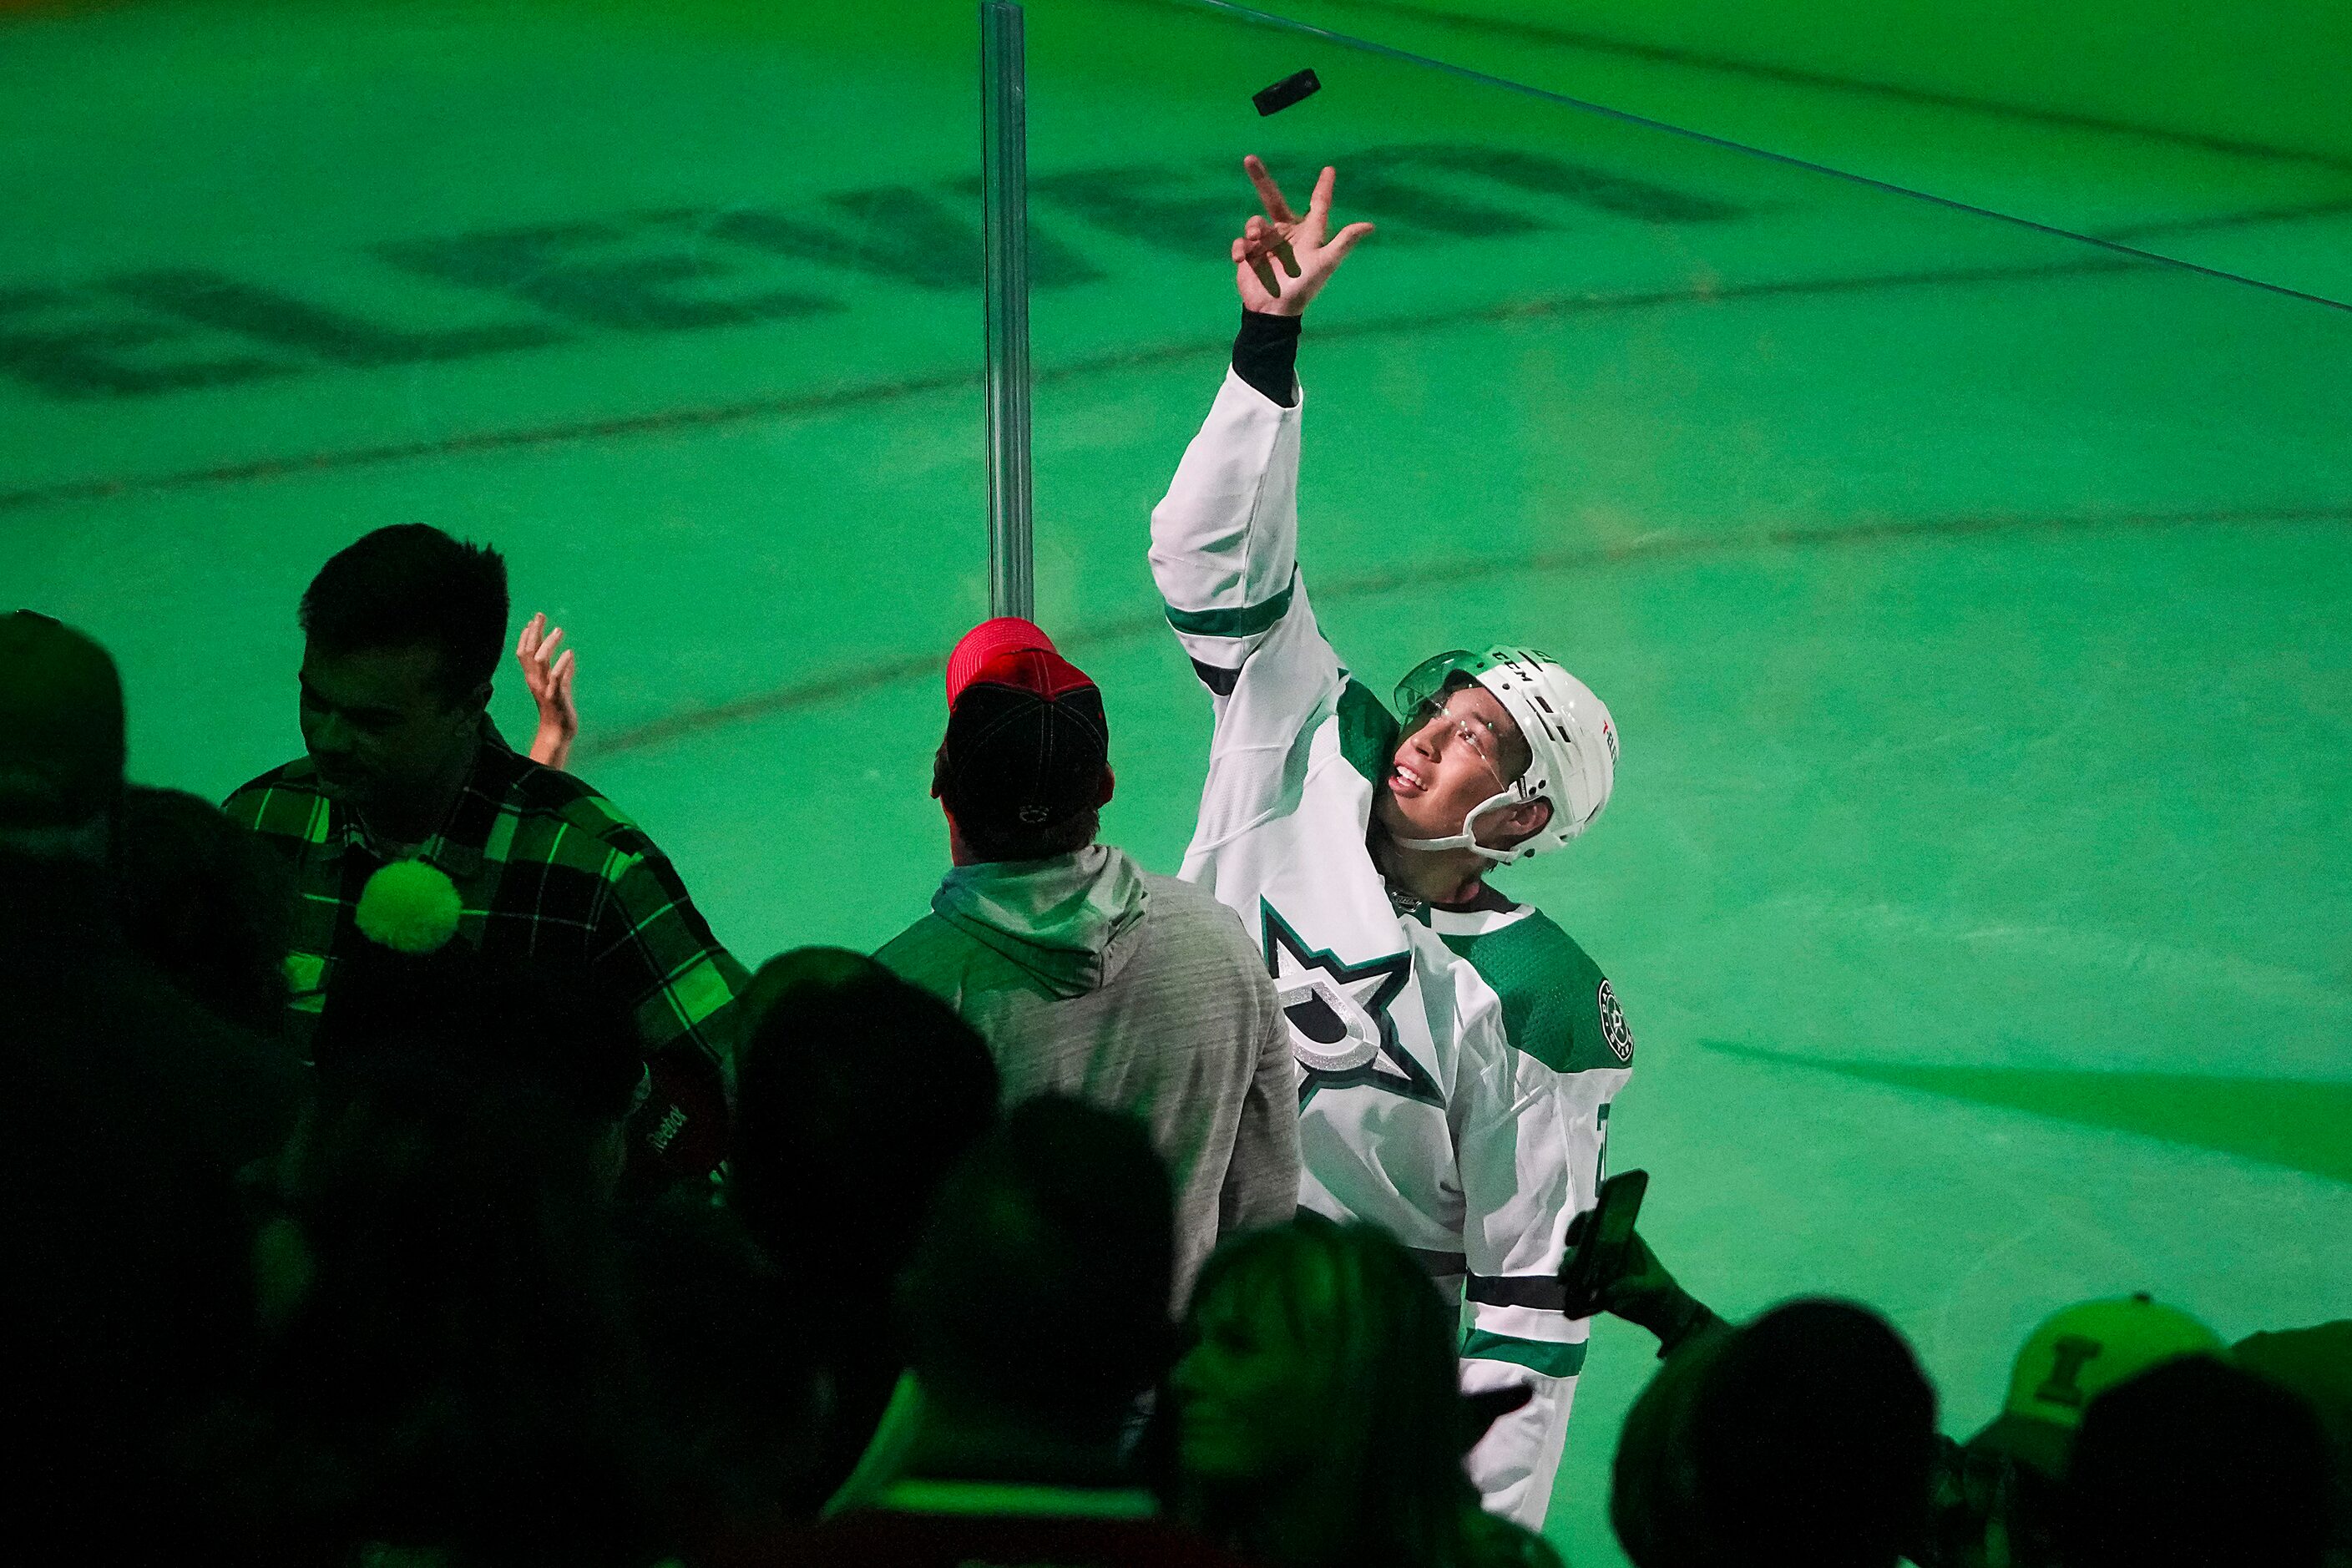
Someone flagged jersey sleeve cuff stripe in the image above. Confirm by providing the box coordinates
[1461,1329,1590,1378]
[1162,573,1294,638]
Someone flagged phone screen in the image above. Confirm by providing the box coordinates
[1560,1168,1648,1317]
[1590,1172,1643,1256]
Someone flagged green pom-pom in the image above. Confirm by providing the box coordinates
[354,858,462,954]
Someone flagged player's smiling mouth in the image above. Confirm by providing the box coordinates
[1389,761,1429,794]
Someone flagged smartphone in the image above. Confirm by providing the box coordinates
[1557,1168,1648,1319]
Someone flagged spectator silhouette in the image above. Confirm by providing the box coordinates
[1612,1297,1936,1568]
[116,784,298,1035]
[1169,1215,1562,1568]
[2062,1353,2331,1568]
[0,610,306,1565]
[617,1193,829,1559]
[2233,1322,2352,1566]
[792,1096,1242,1566]
[204,1053,658,1568]
[311,857,648,1191]
[730,947,1000,1499]
[1922,1293,2223,1568]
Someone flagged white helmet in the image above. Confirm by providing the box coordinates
[1388,645,1617,864]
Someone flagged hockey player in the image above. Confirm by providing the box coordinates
[1148,157,1636,1528]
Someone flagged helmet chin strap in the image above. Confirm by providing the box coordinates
[1389,787,1528,865]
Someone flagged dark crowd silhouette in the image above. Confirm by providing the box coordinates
[6,477,2346,1568]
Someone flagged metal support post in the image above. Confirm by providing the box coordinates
[979,0,1034,620]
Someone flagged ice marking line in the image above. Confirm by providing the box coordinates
[576,649,950,760]
[5,207,2344,521]
[0,362,978,517]
[1260,0,2352,175]
[579,500,2351,760]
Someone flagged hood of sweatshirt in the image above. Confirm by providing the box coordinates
[930,843,1151,999]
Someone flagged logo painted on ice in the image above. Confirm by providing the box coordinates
[1597,979,1634,1064]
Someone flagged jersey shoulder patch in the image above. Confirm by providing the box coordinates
[1336,676,1399,787]
[1439,908,1631,1073]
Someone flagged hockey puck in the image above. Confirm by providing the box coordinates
[1252,68,1321,116]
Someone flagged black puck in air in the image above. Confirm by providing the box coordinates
[1252,68,1321,116]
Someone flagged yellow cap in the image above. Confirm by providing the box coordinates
[1975,1293,2223,1475]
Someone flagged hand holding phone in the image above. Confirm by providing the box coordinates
[1557,1168,1647,1320]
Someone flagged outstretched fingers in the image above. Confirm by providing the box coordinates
[1239,216,1284,296]
[1242,154,1296,224]
[514,615,574,703]
[1321,220,1376,269]
[1237,156,1374,307]
[1305,164,1336,226]
[1261,159,1312,276]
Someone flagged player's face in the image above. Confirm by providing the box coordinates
[1172,1282,1328,1483]
[1375,681,1532,845]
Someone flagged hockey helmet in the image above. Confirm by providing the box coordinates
[1389,645,1616,863]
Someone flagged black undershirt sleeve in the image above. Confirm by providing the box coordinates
[1232,308,1302,407]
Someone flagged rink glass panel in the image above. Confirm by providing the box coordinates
[0,0,992,800]
[3,8,2345,1564]
[1019,3,2352,1560]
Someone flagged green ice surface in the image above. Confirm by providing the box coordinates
[1206,0,2352,303]
[1,4,2345,1562]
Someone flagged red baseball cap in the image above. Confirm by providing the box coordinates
[946,616,1060,709]
[939,618,1109,838]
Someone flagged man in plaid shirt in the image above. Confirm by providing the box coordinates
[226,524,746,1182]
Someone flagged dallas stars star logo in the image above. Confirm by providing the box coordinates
[1261,900,1443,1108]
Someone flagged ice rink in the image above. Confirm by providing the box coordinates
[5,3,2347,1558]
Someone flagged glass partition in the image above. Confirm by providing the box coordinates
[0,0,992,947]
[3,7,2344,1555]
[1018,0,2347,599]
[1016,3,2351,1555]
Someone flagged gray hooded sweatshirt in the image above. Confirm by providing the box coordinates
[877,843,1299,1302]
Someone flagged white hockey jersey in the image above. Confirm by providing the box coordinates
[1149,365,1636,1528]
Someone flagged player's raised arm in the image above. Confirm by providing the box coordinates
[1147,159,1372,715]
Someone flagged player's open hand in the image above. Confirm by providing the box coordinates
[514,611,579,771]
[1232,156,1374,316]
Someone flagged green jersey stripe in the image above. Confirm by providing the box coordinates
[1461,1328,1590,1378]
[1162,574,1295,637]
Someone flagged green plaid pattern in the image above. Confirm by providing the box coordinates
[225,730,747,1178]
